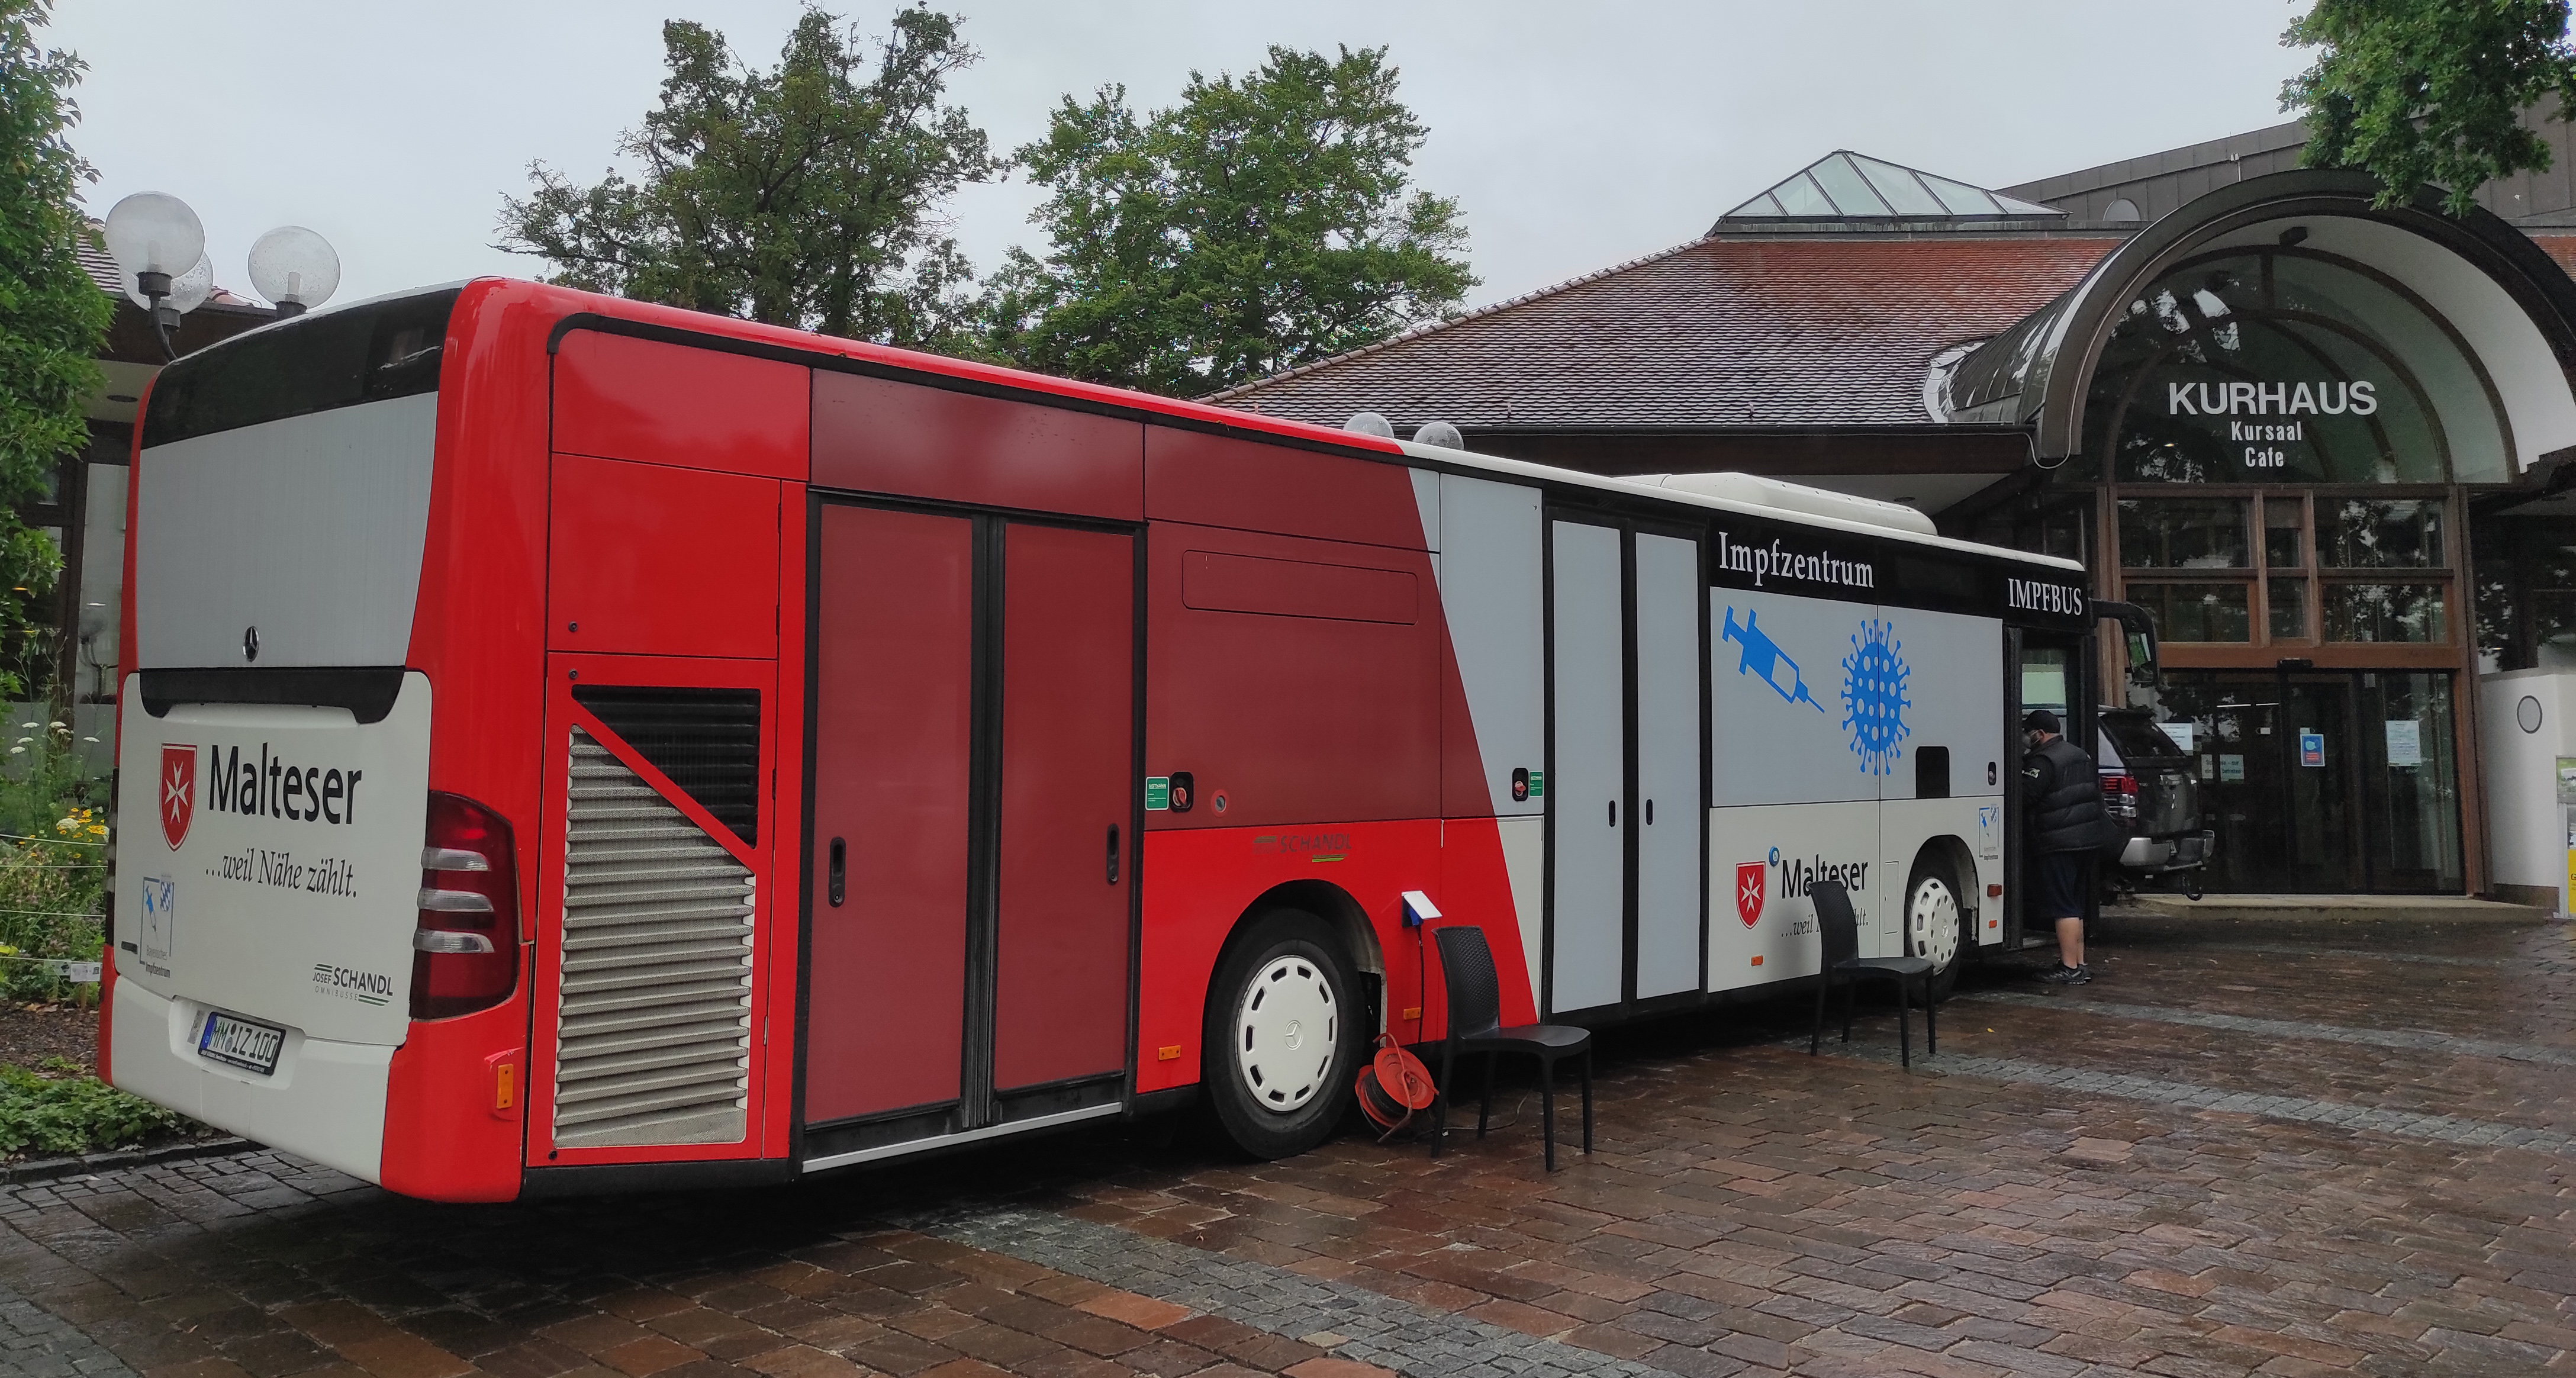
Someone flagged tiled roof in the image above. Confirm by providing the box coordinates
[1210,234,2127,431]
[2528,234,2576,279]
[75,226,123,296]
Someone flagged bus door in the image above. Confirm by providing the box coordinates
[801,501,1138,1159]
[2004,626,2099,949]
[1545,516,1707,1018]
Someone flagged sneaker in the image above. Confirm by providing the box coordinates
[2040,964,2091,985]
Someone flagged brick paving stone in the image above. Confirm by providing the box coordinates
[0,1275,141,1377]
[0,920,2569,1376]
[1959,990,2576,1066]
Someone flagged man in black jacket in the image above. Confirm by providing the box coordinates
[2021,709,2108,985]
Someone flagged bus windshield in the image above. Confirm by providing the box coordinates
[141,287,462,447]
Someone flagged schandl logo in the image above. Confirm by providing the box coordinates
[160,743,197,850]
[310,962,392,1006]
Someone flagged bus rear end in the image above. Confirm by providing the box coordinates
[105,287,522,1193]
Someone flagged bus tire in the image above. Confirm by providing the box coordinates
[1203,910,1361,1160]
[1904,856,1970,1003]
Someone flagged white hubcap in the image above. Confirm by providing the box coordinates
[1910,877,1961,971]
[1235,954,1337,1113]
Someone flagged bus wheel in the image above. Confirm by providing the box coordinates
[1905,861,1967,1002]
[1203,911,1360,1160]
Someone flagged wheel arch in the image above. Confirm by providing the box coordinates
[1222,878,1386,1026]
[1911,834,1981,923]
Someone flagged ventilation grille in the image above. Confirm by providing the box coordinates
[571,685,761,843]
[555,727,754,1150]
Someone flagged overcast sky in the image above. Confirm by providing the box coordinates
[50,1,2312,314]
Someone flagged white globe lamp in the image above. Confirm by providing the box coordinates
[101,192,205,305]
[247,226,341,316]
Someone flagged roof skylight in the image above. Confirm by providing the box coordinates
[1721,151,2064,222]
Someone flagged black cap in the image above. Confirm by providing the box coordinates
[2023,709,2061,733]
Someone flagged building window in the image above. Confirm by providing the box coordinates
[2127,581,2252,642]
[2082,249,2511,486]
[2322,582,2448,642]
[2466,510,2576,671]
[2118,497,2248,568]
[2117,488,2453,648]
[2322,497,2443,568]
[2120,496,2255,642]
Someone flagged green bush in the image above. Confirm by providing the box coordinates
[0,1060,186,1157]
[0,716,105,1003]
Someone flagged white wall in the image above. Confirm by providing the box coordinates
[2477,668,2576,910]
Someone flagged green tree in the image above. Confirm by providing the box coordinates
[496,5,1003,349]
[2284,0,2576,214]
[986,45,1474,397]
[0,0,102,701]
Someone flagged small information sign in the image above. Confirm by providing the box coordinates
[2384,719,2423,768]
[2298,732,2325,768]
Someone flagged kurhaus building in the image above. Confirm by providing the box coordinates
[1216,121,2576,903]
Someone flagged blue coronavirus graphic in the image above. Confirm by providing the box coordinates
[1840,619,1912,776]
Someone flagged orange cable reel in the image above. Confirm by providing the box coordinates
[1354,1033,1438,1140]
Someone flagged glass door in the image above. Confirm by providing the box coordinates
[2160,669,2462,893]
[2356,672,2463,891]
[2191,679,2279,891]
[2281,674,2365,891]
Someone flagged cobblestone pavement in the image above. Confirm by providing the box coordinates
[2,917,2570,1378]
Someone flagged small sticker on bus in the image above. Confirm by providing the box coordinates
[1145,777,1170,811]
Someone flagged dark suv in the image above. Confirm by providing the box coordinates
[2097,707,2214,899]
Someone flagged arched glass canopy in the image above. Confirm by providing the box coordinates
[2081,250,2511,485]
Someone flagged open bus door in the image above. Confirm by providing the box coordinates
[2002,603,2159,949]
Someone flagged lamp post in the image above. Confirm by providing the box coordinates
[99,192,343,356]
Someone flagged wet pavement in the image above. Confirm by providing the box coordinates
[4,916,2571,1378]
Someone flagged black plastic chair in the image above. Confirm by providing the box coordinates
[1431,923,1593,1170]
[1805,878,1936,1068]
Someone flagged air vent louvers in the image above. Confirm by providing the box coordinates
[553,728,754,1150]
[571,685,760,843]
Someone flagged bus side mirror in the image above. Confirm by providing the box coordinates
[2091,599,2160,708]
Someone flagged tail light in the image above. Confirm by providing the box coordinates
[411,792,520,1020]
[2102,771,2139,822]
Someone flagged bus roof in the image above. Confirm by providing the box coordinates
[165,278,2084,577]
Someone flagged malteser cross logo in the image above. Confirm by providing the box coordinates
[160,744,196,851]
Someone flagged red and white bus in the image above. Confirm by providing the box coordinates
[102,280,2097,1200]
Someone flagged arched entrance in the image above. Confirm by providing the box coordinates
[1945,170,2576,894]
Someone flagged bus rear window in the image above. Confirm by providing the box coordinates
[141,287,463,447]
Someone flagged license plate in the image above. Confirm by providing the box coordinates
[198,1012,285,1076]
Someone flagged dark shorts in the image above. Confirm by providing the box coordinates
[2030,852,2086,923]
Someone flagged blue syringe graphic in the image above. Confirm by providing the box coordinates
[1722,607,1825,712]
